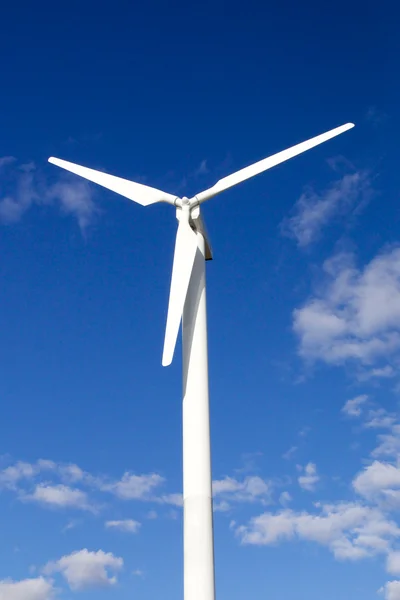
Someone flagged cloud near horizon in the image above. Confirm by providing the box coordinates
[281,170,371,247]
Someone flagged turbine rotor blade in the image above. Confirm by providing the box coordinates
[193,122,355,203]
[162,209,198,366]
[48,157,178,206]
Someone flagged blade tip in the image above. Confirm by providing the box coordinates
[162,351,173,367]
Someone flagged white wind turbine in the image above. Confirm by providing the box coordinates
[49,122,354,600]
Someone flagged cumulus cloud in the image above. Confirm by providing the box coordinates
[0,461,39,490]
[342,395,368,418]
[102,472,165,500]
[373,426,400,459]
[298,463,320,492]
[235,502,399,560]
[293,248,400,366]
[105,519,141,533]
[0,577,54,600]
[387,553,400,575]
[0,157,96,231]
[212,475,272,505]
[380,580,400,600]
[24,484,95,512]
[353,461,400,509]
[0,458,172,510]
[281,171,371,247]
[43,549,123,590]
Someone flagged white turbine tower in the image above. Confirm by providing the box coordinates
[49,122,354,600]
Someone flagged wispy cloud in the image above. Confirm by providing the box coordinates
[0,157,96,231]
[0,155,16,168]
[281,171,371,247]
[342,395,369,418]
[279,491,292,506]
[297,463,319,492]
[282,446,298,460]
[366,106,389,127]
[105,519,141,533]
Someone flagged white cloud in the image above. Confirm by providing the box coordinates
[105,519,141,533]
[0,169,39,223]
[160,493,183,507]
[342,395,368,418]
[380,581,400,600]
[0,461,38,490]
[365,409,397,430]
[212,475,272,505]
[0,458,171,509]
[44,548,123,590]
[235,502,399,560]
[353,461,400,508]
[387,552,400,575]
[0,159,96,231]
[24,484,94,512]
[103,472,165,500]
[281,171,370,247]
[213,500,231,512]
[373,426,400,458]
[298,463,319,492]
[293,248,400,366]
[0,577,54,600]
[46,180,97,231]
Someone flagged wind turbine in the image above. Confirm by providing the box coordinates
[49,121,354,600]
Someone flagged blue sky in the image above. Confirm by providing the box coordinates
[0,1,399,598]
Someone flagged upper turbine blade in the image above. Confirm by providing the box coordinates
[162,210,198,367]
[48,157,178,206]
[194,122,355,203]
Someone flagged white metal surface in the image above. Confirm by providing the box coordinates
[48,157,178,206]
[182,232,215,600]
[192,122,355,203]
[162,206,199,366]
